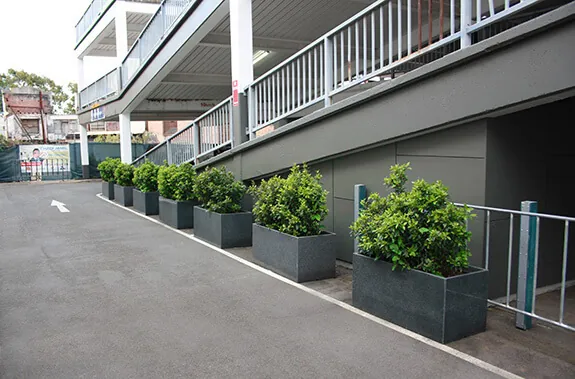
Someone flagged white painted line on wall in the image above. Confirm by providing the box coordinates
[96,193,523,379]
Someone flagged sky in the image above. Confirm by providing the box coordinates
[0,0,114,88]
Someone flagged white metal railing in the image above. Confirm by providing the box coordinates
[76,0,114,44]
[247,0,540,137]
[457,202,575,332]
[79,68,120,108]
[121,0,196,88]
[132,97,232,166]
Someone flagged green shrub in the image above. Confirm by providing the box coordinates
[350,163,474,277]
[173,163,197,201]
[158,164,178,200]
[194,166,246,214]
[114,162,135,187]
[133,161,159,193]
[97,158,121,183]
[158,163,197,201]
[249,164,328,237]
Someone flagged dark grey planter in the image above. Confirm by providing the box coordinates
[253,224,337,283]
[102,181,114,200]
[133,189,159,215]
[193,206,252,248]
[114,184,134,206]
[159,197,198,229]
[352,253,488,343]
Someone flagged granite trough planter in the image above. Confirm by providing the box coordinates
[159,197,198,229]
[102,181,115,200]
[193,206,252,248]
[114,184,134,206]
[253,224,337,283]
[133,189,159,215]
[352,253,488,343]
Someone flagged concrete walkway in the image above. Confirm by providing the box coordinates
[0,182,507,379]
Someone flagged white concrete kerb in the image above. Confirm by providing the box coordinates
[97,193,523,379]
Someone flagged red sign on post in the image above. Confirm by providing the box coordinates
[232,80,239,107]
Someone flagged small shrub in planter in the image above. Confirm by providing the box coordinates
[158,163,198,229]
[350,163,487,343]
[97,157,121,199]
[193,166,252,248]
[113,163,135,206]
[133,161,160,215]
[249,164,336,282]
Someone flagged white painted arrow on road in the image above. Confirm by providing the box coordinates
[51,200,70,213]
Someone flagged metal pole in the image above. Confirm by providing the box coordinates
[353,184,367,252]
[323,37,334,107]
[460,0,472,48]
[516,200,537,330]
[192,122,200,164]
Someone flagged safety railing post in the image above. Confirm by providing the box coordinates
[247,86,255,140]
[516,200,538,330]
[192,122,200,164]
[460,0,472,48]
[323,37,334,107]
[166,137,173,165]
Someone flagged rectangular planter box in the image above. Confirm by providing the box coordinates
[253,224,337,283]
[352,253,488,343]
[133,189,159,215]
[193,206,252,248]
[102,181,114,200]
[114,184,134,206]
[159,197,198,229]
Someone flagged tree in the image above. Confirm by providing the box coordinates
[0,69,77,115]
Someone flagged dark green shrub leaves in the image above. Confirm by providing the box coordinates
[133,161,159,193]
[194,167,246,214]
[350,163,474,277]
[114,163,135,187]
[158,163,197,201]
[250,164,328,237]
[97,157,121,183]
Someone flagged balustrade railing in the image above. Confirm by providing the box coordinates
[132,97,232,166]
[248,0,540,137]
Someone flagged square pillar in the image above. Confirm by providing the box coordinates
[77,58,85,90]
[120,113,132,163]
[115,3,129,63]
[230,0,253,146]
[79,124,90,179]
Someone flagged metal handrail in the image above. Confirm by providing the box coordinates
[247,0,543,137]
[131,96,232,166]
[76,0,115,44]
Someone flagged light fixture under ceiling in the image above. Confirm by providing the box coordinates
[253,50,271,65]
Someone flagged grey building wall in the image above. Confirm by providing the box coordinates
[485,98,575,298]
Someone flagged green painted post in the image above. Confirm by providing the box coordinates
[516,201,538,330]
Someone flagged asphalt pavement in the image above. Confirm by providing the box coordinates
[0,181,507,378]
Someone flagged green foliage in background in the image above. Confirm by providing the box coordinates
[133,161,159,193]
[1,69,77,114]
[350,163,474,277]
[194,166,246,214]
[114,163,135,187]
[249,164,328,237]
[97,157,121,183]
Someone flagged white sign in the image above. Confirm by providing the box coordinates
[91,106,105,122]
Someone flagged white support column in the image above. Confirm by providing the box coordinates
[115,3,129,63]
[230,0,254,91]
[77,58,85,89]
[119,113,132,163]
[230,0,253,146]
[79,124,90,179]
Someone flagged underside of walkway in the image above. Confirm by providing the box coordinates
[0,182,506,378]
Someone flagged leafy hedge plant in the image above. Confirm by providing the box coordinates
[194,166,246,214]
[133,161,159,193]
[350,163,474,277]
[114,163,135,187]
[249,164,328,237]
[97,158,121,183]
[158,163,197,201]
